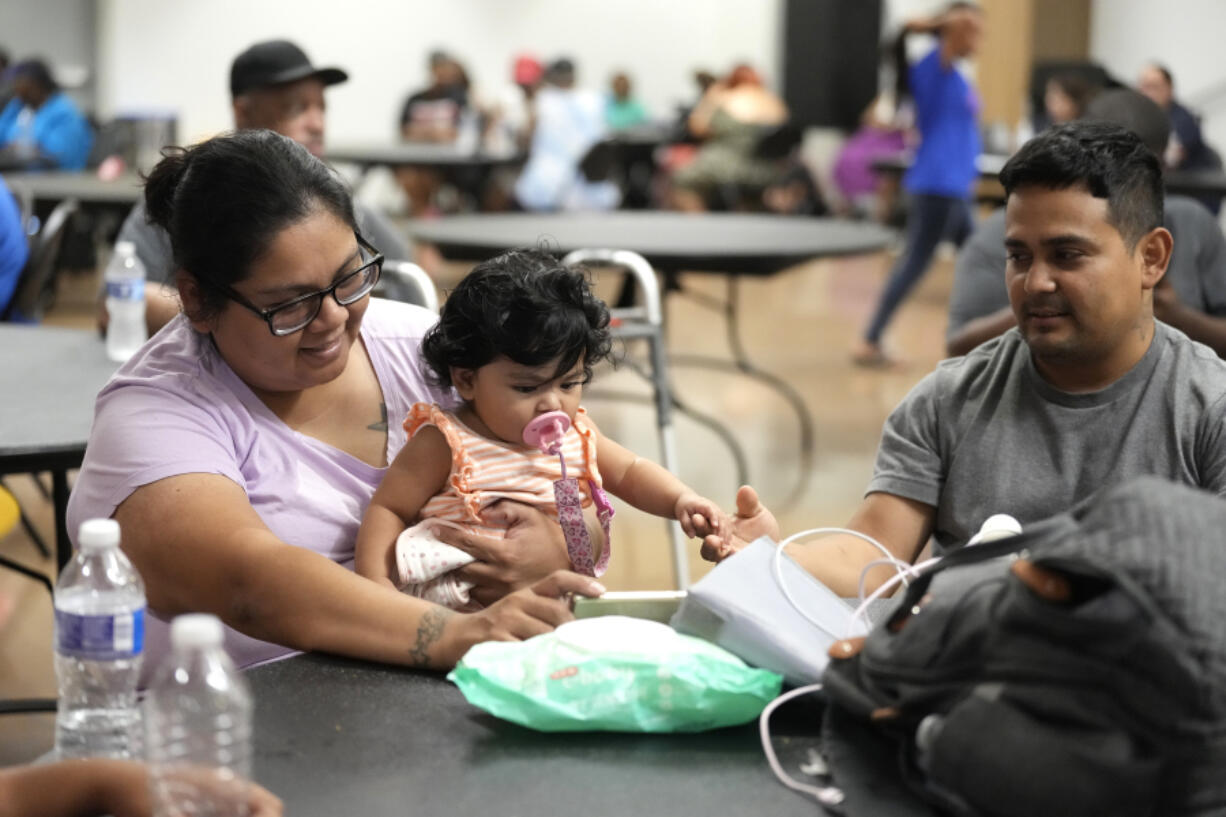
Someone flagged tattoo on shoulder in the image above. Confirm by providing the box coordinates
[409,606,454,667]
[369,402,388,432]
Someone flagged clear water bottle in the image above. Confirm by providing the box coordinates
[54,518,146,759]
[146,614,253,817]
[105,240,147,363]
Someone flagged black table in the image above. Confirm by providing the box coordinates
[0,325,118,569]
[1,170,144,208]
[325,143,523,171]
[408,212,895,511]
[248,653,820,816]
[407,211,893,274]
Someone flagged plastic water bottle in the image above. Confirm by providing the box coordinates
[105,240,147,362]
[146,614,254,817]
[54,518,146,759]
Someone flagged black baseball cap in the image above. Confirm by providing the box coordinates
[230,40,348,98]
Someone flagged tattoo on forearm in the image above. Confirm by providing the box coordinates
[369,402,388,432]
[409,607,454,667]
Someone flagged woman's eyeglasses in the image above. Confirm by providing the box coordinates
[209,233,383,336]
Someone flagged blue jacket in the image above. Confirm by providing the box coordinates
[0,92,94,170]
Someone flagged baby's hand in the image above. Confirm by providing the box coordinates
[675,492,729,543]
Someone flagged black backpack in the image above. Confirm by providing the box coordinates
[818,477,1226,817]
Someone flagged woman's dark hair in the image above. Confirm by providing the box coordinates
[143,128,357,320]
[421,249,612,389]
[1000,121,1163,250]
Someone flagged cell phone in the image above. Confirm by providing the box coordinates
[572,590,687,624]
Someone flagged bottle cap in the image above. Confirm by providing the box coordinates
[114,240,136,256]
[78,518,121,550]
[171,613,224,649]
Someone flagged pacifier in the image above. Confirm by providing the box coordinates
[522,411,571,456]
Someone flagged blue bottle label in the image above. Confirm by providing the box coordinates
[105,279,145,301]
[55,608,145,659]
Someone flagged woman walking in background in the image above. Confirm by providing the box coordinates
[854,3,983,366]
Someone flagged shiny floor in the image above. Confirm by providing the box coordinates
[0,236,957,763]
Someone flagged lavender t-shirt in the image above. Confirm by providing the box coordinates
[66,298,453,679]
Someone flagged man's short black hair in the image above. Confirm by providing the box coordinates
[1000,121,1163,249]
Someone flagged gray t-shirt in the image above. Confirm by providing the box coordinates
[870,322,1226,552]
[115,198,412,285]
[947,195,1226,338]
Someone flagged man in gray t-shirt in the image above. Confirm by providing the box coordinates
[708,122,1226,598]
[104,40,412,334]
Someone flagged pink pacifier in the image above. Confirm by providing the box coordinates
[523,411,571,458]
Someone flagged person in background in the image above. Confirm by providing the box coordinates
[1137,62,1223,213]
[832,92,910,221]
[514,58,619,212]
[946,89,1226,358]
[853,3,983,367]
[486,54,543,155]
[0,759,281,817]
[0,48,13,112]
[399,50,470,144]
[0,177,29,317]
[1138,63,1219,172]
[68,130,605,682]
[106,39,411,336]
[397,50,473,217]
[606,72,649,131]
[1044,72,1097,126]
[667,63,789,212]
[0,58,93,170]
[481,54,543,211]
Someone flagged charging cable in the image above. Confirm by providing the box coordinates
[772,527,910,640]
[845,514,1023,634]
[759,683,845,808]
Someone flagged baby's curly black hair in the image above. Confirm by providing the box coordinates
[421,248,613,388]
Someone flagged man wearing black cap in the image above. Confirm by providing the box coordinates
[106,39,411,334]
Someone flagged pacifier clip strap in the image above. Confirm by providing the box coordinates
[553,478,613,577]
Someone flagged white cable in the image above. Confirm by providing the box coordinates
[772,527,910,640]
[857,557,922,604]
[846,555,943,636]
[758,683,845,807]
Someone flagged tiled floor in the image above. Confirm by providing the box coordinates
[0,234,956,763]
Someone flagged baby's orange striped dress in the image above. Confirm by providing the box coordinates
[404,403,604,538]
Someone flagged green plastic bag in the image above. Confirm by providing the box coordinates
[447,616,783,732]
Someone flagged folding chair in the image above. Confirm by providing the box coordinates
[0,486,57,715]
[376,259,439,313]
[2,197,79,322]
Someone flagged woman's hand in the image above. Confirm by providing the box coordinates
[443,570,605,662]
[440,501,574,607]
[700,485,780,562]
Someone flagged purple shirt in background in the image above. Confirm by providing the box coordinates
[66,299,453,682]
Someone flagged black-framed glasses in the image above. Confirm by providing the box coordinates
[209,233,384,336]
